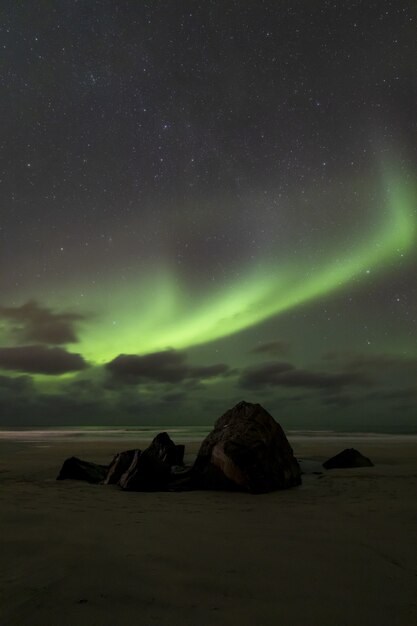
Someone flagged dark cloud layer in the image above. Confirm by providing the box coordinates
[239,361,370,391]
[0,300,86,345]
[364,387,417,409]
[0,345,88,375]
[239,362,294,388]
[250,340,291,357]
[323,350,417,371]
[106,349,230,385]
[0,373,33,394]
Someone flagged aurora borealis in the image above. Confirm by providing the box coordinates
[1,2,416,429]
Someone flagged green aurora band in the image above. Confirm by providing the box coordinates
[65,171,416,365]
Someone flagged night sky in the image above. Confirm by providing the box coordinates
[1,1,416,430]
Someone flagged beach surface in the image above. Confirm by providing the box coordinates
[1,433,417,626]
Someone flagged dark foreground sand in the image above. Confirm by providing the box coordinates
[1,436,417,626]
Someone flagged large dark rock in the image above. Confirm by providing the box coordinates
[191,401,301,493]
[323,448,374,470]
[56,456,108,483]
[103,449,138,485]
[119,432,183,491]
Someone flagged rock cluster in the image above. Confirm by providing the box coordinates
[56,408,375,492]
[57,401,302,493]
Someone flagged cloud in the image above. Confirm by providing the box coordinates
[0,300,86,345]
[0,373,33,393]
[322,351,417,396]
[364,387,417,406]
[239,361,294,388]
[106,349,230,385]
[162,391,187,403]
[323,350,417,372]
[239,361,370,391]
[250,340,291,357]
[276,369,369,389]
[0,345,88,375]
[380,388,417,401]
[321,394,353,407]
[0,374,36,422]
[187,363,231,379]
[106,350,187,383]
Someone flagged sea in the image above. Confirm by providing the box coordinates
[1,426,416,444]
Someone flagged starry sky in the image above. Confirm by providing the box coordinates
[1,1,416,430]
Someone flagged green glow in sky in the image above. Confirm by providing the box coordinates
[64,171,415,364]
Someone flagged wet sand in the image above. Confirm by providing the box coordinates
[1,436,417,625]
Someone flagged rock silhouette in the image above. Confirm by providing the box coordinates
[119,433,183,491]
[191,401,301,493]
[103,449,138,485]
[147,432,184,467]
[323,448,374,469]
[56,456,108,483]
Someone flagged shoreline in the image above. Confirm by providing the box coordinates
[1,427,417,444]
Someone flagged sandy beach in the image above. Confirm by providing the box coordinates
[1,435,417,626]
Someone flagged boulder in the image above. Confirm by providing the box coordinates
[119,449,170,491]
[191,401,301,493]
[56,456,108,483]
[147,432,185,467]
[322,448,374,470]
[119,433,182,491]
[103,449,138,485]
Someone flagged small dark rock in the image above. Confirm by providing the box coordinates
[119,433,181,491]
[147,432,184,466]
[57,456,108,483]
[103,449,138,485]
[323,448,374,470]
